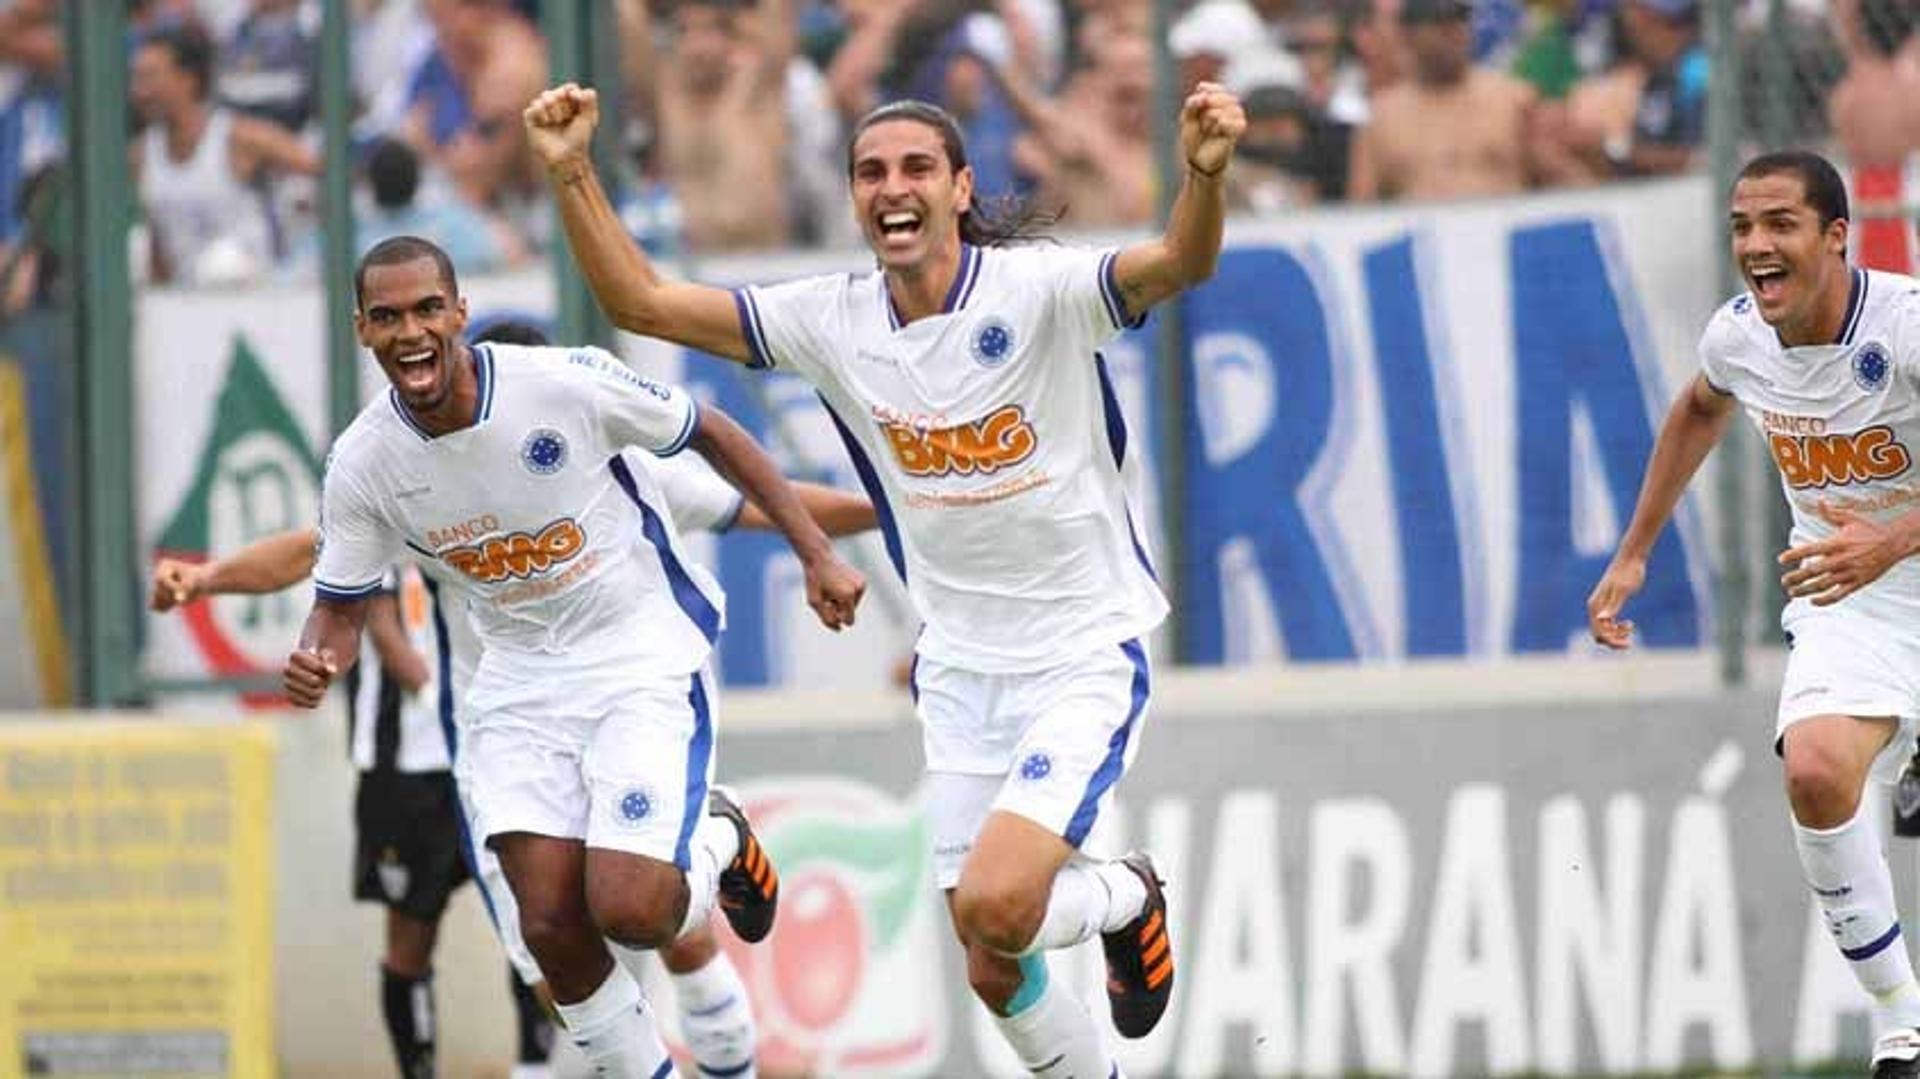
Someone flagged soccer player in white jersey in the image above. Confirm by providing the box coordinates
[156,321,877,1079]
[525,78,1244,1074]
[1590,150,1920,1076]
[282,236,866,1079]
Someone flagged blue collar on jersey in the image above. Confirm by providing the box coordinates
[1835,267,1868,346]
[883,243,983,330]
[389,342,496,441]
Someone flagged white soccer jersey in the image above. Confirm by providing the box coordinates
[736,242,1168,672]
[423,448,746,733]
[1701,268,1920,621]
[313,343,726,705]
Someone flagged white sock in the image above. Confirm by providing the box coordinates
[1795,805,1920,1032]
[552,966,669,1079]
[671,953,757,1078]
[678,814,738,940]
[991,956,1120,1078]
[1020,860,1148,955]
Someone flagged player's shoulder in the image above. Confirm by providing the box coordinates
[1860,268,1920,331]
[324,397,404,473]
[1699,290,1770,357]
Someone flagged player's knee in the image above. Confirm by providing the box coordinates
[518,905,593,966]
[589,870,685,951]
[964,943,1024,1013]
[1783,737,1866,824]
[951,879,1043,955]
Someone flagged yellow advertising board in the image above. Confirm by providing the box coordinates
[0,719,275,1077]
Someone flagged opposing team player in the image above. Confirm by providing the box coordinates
[526,78,1243,1075]
[283,236,866,1078]
[1589,151,1920,1076]
[154,321,877,1079]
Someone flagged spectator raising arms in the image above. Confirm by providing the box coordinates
[130,25,319,285]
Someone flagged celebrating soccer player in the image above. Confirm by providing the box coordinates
[1590,151,1920,1077]
[526,75,1244,1075]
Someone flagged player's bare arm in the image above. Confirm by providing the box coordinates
[283,596,370,708]
[735,482,879,538]
[687,406,867,629]
[1109,82,1246,321]
[364,592,430,694]
[1779,500,1920,607]
[1587,374,1738,648]
[150,527,319,611]
[524,84,749,361]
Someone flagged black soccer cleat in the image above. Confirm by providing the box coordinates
[1875,1028,1920,1078]
[710,785,779,944]
[1102,851,1174,1039]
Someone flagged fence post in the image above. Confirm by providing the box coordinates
[1705,0,1748,686]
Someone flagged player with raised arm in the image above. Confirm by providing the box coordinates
[155,321,878,1079]
[283,236,865,1078]
[526,76,1243,1075]
[1589,151,1920,1076]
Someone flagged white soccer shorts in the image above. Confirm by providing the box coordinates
[1776,600,1920,779]
[916,638,1150,889]
[457,667,718,868]
[455,780,544,985]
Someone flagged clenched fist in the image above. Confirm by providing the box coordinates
[524,83,601,171]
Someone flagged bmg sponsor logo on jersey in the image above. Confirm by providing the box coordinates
[440,517,586,583]
[1767,425,1912,489]
[879,405,1037,477]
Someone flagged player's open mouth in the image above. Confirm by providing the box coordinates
[1747,264,1788,304]
[877,210,922,244]
[394,349,438,394]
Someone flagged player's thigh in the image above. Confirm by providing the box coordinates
[984,637,1151,856]
[1776,610,1920,786]
[493,831,593,931]
[352,769,471,925]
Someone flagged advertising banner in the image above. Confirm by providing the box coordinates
[0,719,276,1077]
[705,685,1899,1075]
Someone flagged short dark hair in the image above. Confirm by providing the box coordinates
[1863,0,1919,56]
[365,138,420,211]
[1736,150,1850,227]
[845,99,1058,247]
[354,235,458,309]
[470,317,551,346]
[141,25,216,100]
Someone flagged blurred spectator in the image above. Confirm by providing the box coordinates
[1342,0,1409,116]
[290,136,524,275]
[1282,0,1368,126]
[0,0,64,283]
[618,0,798,252]
[1348,0,1537,201]
[1526,42,1645,185]
[1170,0,1296,93]
[130,25,320,285]
[994,31,1154,227]
[1608,0,1706,176]
[1226,83,1325,211]
[1829,0,1920,170]
[1508,0,1583,98]
[402,0,547,227]
[1,164,60,317]
[216,0,319,134]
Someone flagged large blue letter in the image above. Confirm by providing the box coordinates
[1364,236,1467,656]
[1183,246,1356,662]
[1509,222,1701,650]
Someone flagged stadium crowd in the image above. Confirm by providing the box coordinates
[0,0,1915,303]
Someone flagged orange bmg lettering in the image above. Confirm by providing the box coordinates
[881,405,1038,477]
[1769,425,1911,489]
[442,518,586,583]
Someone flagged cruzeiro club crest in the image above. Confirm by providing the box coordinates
[615,785,656,828]
[1854,342,1891,393]
[970,316,1016,368]
[154,335,322,701]
[522,427,568,474]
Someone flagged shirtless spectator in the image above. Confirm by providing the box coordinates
[130,25,320,284]
[992,30,1154,227]
[619,0,795,252]
[403,0,547,223]
[1829,0,1920,174]
[1348,0,1536,201]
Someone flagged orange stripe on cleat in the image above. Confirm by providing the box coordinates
[1142,934,1169,966]
[1145,956,1173,990]
[1140,910,1163,943]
